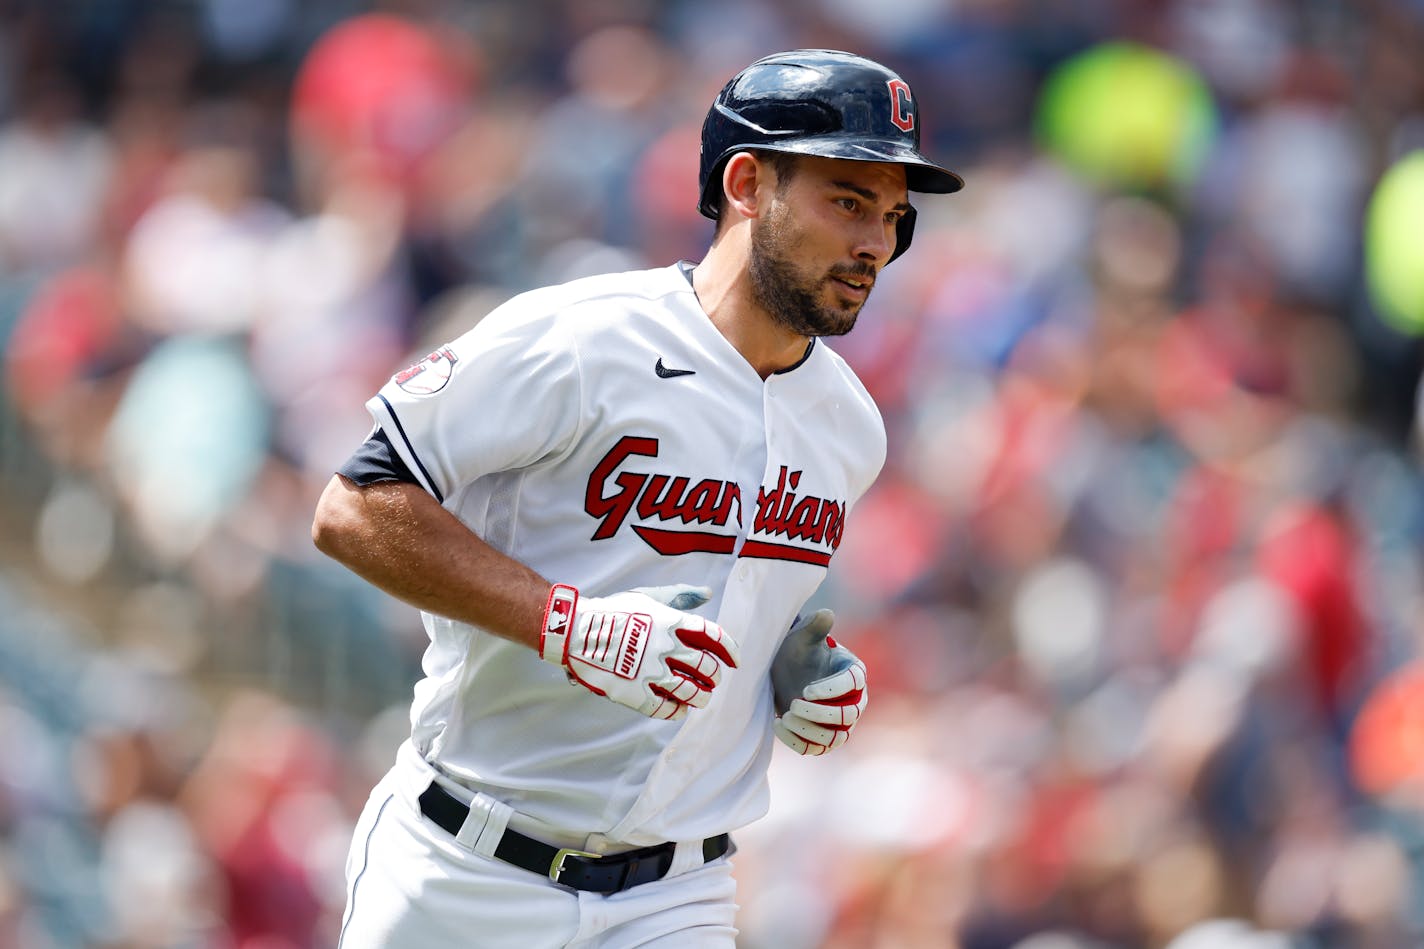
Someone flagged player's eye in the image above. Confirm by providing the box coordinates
[836,197,858,213]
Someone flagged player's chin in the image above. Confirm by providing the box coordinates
[812,315,859,338]
[812,296,862,337]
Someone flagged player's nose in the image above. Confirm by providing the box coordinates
[852,220,895,266]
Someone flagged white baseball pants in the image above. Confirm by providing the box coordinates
[336,744,739,948]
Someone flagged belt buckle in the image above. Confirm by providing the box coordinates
[549,847,601,884]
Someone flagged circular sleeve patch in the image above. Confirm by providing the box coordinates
[394,346,458,394]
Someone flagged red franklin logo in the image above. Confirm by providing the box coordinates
[617,614,650,678]
[576,610,651,679]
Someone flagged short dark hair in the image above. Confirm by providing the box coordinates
[711,149,800,224]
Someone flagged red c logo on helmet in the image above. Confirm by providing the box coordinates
[887,79,914,133]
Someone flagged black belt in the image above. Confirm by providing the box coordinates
[417,781,732,893]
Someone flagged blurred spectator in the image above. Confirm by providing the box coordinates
[123,144,289,337]
[0,72,112,276]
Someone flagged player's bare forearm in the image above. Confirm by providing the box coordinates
[311,474,549,650]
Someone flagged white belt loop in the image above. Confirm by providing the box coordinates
[447,783,514,858]
[666,839,704,877]
[396,743,515,859]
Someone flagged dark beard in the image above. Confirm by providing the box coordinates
[749,210,871,338]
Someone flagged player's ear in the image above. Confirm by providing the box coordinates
[722,151,765,221]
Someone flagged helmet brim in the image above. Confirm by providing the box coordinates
[758,136,965,194]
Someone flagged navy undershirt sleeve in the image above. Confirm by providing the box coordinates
[337,427,420,486]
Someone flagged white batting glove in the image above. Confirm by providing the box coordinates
[540,583,741,721]
[770,610,868,756]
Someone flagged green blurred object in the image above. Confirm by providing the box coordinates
[105,336,270,562]
[1036,41,1217,190]
[1365,151,1424,335]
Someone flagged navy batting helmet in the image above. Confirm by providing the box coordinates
[697,49,963,263]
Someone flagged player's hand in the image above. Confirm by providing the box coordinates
[540,583,740,720]
[770,610,868,756]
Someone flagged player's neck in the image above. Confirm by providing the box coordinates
[691,241,812,380]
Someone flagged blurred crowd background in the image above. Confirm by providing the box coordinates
[1,0,1424,947]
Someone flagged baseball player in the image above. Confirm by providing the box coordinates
[313,49,963,947]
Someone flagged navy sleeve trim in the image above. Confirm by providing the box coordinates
[375,394,445,503]
[337,428,420,487]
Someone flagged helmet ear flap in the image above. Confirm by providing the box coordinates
[699,157,728,221]
[888,205,917,264]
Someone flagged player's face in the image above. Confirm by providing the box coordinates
[749,156,909,337]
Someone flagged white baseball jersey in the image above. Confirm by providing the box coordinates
[366,262,886,846]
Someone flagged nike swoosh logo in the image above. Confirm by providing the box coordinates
[655,358,696,379]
